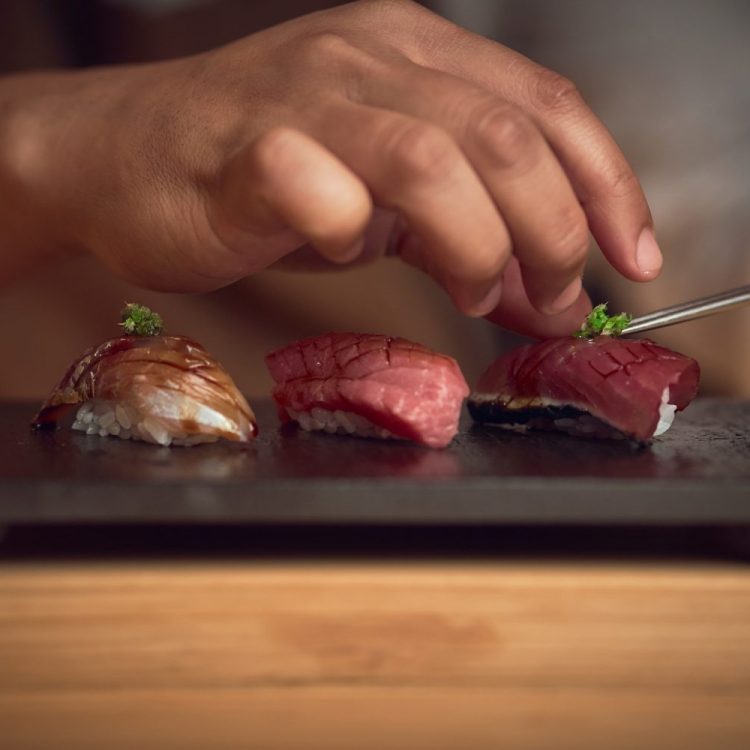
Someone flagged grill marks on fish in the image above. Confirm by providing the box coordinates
[266,333,469,448]
[272,334,446,383]
[586,341,669,382]
[470,337,699,443]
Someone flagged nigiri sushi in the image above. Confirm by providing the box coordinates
[265,333,469,448]
[468,306,700,443]
[32,304,256,446]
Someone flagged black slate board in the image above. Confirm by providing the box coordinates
[0,399,748,525]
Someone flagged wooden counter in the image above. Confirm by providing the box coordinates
[2,555,750,749]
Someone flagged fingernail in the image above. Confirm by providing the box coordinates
[542,276,582,315]
[636,226,663,276]
[465,279,503,317]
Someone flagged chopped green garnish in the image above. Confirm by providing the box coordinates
[119,303,164,337]
[574,303,631,339]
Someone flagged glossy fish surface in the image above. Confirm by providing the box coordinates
[266,332,469,448]
[33,335,256,444]
[469,336,700,442]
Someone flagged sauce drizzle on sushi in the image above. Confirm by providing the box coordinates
[32,305,256,446]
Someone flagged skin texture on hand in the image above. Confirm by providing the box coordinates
[0,0,661,338]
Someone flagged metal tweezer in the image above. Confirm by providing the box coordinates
[622,284,750,336]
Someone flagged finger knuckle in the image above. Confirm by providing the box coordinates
[298,31,357,64]
[545,211,590,269]
[248,126,299,175]
[602,164,641,200]
[344,1,438,65]
[323,196,373,240]
[293,30,387,95]
[470,102,537,167]
[470,253,507,282]
[387,121,458,182]
[533,69,584,115]
[459,243,508,282]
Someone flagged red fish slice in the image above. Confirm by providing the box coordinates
[469,337,700,442]
[265,333,469,448]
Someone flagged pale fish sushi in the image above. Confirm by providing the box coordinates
[468,331,700,444]
[32,304,256,446]
[265,333,469,448]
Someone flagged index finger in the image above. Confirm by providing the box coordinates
[408,16,662,282]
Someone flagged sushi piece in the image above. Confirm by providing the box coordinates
[32,304,256,446]
[265,333,469,448]
[468,306,700,443]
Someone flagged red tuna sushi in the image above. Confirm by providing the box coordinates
[265,333,469,448]
[468,336,700,443]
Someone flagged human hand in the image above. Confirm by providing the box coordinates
[3,0,661,337]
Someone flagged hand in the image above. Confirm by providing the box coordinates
[1,0,661,337]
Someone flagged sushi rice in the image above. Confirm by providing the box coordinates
[287,408,395,440]
[73,402,396,444]
[553,388,676,439]
[71,400,219,447]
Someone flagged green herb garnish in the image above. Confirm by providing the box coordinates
[574,303,631,339]
[119,303,164,337]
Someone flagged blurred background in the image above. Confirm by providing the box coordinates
[0,0,748,398]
